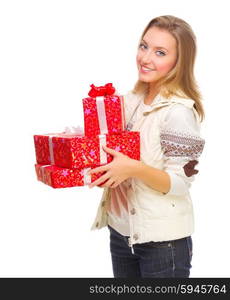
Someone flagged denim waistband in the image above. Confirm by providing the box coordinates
[108,224,190,247]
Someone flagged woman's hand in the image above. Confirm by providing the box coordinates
[87,145,139,189]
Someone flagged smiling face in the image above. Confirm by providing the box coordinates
[136,26,178,85]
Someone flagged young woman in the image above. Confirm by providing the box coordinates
[87,15,205,278]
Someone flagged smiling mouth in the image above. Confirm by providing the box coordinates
[140,66,156,73]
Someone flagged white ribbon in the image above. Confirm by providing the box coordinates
[96,96,108,134]
[119,95,125,130]
[98,134,107,164]
[48,135,56,165]
[83,167,92,185]
[39,164,50,182]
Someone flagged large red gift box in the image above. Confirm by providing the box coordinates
[82,83,125,136]
[35,164,105,188]
[34,131,140,169]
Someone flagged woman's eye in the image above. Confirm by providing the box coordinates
[139,44,166,56]
[139,43,147,49]
[156,50,165,56]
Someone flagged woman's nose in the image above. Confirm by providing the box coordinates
[141,51,154,64]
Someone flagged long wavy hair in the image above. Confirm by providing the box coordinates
[132,15,205,122]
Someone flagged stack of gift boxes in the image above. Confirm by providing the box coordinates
[33,83,140,188]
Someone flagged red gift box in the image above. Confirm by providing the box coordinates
[35,164,105,188]
[33,133,72,165]
[34,131,140,169]
[82,83,125,136]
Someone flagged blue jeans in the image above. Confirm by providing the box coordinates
[108,225,193,278]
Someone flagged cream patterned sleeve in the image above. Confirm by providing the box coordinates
[160,104,205,196]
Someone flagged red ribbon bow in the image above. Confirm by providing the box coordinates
[88,83,116,97]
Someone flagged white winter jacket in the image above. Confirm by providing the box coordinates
[91,90,205,247]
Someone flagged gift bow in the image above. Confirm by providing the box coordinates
[63,125,84,135]
[88,83,115,97]
[88,83,124,135]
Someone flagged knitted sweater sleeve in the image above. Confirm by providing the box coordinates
[160,104,205,196]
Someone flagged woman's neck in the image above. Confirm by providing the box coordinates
[144,85,160,105]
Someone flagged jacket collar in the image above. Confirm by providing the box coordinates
[133,92,195,113]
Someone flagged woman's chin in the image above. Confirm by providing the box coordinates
[138,77,157,83]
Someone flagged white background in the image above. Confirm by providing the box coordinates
[0,0,229,277]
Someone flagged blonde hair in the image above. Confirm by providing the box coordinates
[133,15,205,122]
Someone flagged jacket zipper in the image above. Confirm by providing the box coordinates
[128,237,135,254]
[126,181,135,255]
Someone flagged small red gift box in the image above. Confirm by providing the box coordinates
[82,83,125,136]
[34,132,67,165]
[35,164,105,188]
[34,131,140,169]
